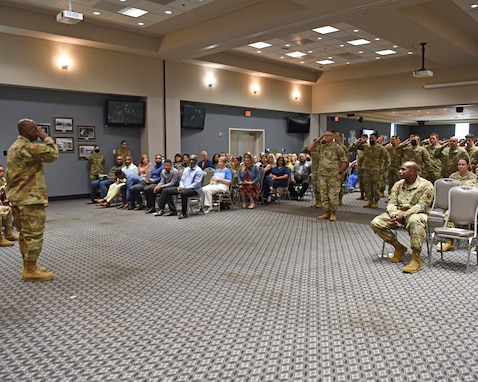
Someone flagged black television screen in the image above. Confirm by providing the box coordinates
[105,100,145,127]
[181,104,206,129]
[287,116,310,133]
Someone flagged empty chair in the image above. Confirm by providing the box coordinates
[430,186,478,272]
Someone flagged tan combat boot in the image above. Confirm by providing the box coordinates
[0,232,14,247]
[311,200,322,208]
[402,250,423,273]
[4,224,19,241]
[390,238,407,263]
[370,201,379,208]
[23,260,54,282]
[363,201,373,208]
[356,194,364,200]
[338,196,343,206]
[436,238,455,252]
[317,212,330,220]
[329,211,337,221]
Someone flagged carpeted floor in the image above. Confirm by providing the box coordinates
[1,192,477,381]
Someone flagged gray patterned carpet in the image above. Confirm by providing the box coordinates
[1,192,477,381]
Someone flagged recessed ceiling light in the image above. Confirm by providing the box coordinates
[286,51,306,58]
[316,59,334,65]
[118,7,148,18]
[339,44,344,48]
[248,42,271,49]
[375,38,380,41]
[93,11,100,15]
[285,44,291,47]
[312,26,339,34]
[138,22,145,26]
[358,51,364,54]
[346,62,350,64]
[353,29,359,32]
[408,51,413,55]
[393,45,398,48]
[376,49,396,55]
[471,4,478,8]
[164,10,173,15]
[317,37,323,40]
[257,50,262,54]
[347,39,371,46]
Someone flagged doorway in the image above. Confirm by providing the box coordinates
[229,129,265,157]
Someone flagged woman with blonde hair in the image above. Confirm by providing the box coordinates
[238,153,260,209]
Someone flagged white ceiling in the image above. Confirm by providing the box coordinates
[1,0,478,124]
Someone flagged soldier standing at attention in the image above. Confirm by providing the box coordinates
[385,135,402,196]
[115,140,132,160]
[314,130,348,221]
[303,139,322,208]
[7,118,59,281]
[371,161,434,274]
[86,145,105,204]
[349,133,390,208]
[434,136,470,178]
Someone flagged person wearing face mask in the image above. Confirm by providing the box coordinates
[434,136,470,178]
[349,132,390,208]
[86,145,105,204]
[396,134,431,180]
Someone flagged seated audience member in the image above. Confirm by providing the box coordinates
[156,154,204,219]
[231,155,242,189]
[212,153,220,168]
[137,154,153,180]
[198,151,214,170]
[97,169,127,207]
[437,158,478,252]
[128,154,158,210]
[152,159,180,215]
[289,153,312,200]
[200,156,232,213]
[115,140,132,160]
[261,153,276,201]
[89,155,124,204]
[238,153,261,209]
[371,161,434,274]
[268,156,291,199]
[182,153,190,167]
[0,166,18,246]
[257,153,267,168]
[122,155,139,175]
[173,153,184,170]
[141,155,164,213]
[86,145,105,203]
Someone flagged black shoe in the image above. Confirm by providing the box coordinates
[135,205,145,210]
[116,203,124,209]
[145,208,155,214]
[154,209,165,216]
[165,211,177,216]
[127,206,135,210]
[178,214,187,219]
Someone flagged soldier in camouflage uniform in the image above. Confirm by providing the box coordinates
[0,166,19,246]
[349,134,367,200]
[115,140,132,160]
[464,134,478,163]
[314,130,348,221]
[371,161,434,274]
[421,133,442,185]
[385,136,402,195]
[87,145,105,181]
[303,140,322,208]
[396,135,431,179]
[7,118,58,281]
[434,136,470,178]
[349,133,390,208]
[334,131,348,205]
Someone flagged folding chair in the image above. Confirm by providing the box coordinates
[430,186,478,272]
[275,173,291,202]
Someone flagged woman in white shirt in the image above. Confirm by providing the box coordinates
[200,156,232,213]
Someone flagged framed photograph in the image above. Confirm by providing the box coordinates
[78,144,96,160]
[78,125,95,141]
[38,123,50,136]
[54,117,73,133]
[55,137,74,153]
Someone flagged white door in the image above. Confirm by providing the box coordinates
[229,129,265,157]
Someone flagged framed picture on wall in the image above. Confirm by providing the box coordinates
[78,125,95,141]
[38,123,50,136]
[55,137,74,153]
[54,117,73,133]
[78,144,95,159]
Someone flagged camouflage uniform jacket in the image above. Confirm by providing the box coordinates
[87,152,105,181]
[465,145,478,162]
[397,144,431,176]
[434,146,470,178]
[349,141,390,173]
[386,145,402,170]
[387,176,434,220]
[116,148,132,160]
[316,143,348,176]
[449,171,478,187]
[6,135,58,206]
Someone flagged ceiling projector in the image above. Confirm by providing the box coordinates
[56,10,83,24]
[413,69,434,78]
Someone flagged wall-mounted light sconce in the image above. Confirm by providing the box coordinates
[205,74,215,87]
[59,57,71,70]
[293,91,301,100]
[252,84,260,94]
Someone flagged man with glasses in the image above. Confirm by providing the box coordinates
[433,136,469,178]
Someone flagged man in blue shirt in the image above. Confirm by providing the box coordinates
[157,154,204,219]
[141,154,164,213]
[198,150,214,170]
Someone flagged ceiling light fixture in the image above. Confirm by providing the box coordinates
[119,7,148,18]
[317,59,334,65]
[347,39,371,46]
[248,42,271,49]
[286,51,306,58]
[164,10,173,15]
[312,26,339,34]
[376,49,396,55]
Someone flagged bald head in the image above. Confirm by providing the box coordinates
[18,118,40,142]
[399,161,418,184]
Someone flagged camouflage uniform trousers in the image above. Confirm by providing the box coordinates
[371,212,428,251]
[363,169,382,201]
[12,205,46,262]
[319,174,341,212]
[0,205,13,226]
[387,167,400,194]
[311,172,321,202]
[357,168,365,194]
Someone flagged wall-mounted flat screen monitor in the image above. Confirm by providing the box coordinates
[360,128,378,137]
[181,103,206,129]
[105,99,145,127]
[287,116,310,133]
